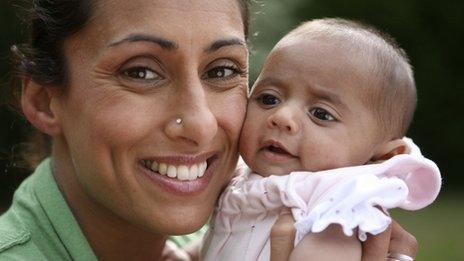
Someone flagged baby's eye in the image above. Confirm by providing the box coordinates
[257,93,280,106]
[309,108,335,121]
[122,67,162,80]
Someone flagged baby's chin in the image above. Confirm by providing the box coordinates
[252,164,300,177]
[240,152,302,177]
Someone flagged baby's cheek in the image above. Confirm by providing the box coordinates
[299,146,349,172]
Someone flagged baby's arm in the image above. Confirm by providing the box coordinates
[289,225,361,261]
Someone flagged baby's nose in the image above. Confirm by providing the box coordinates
[267,106,300,134]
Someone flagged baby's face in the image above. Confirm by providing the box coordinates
[239,36,383,176]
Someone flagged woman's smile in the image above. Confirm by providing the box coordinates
[138,152,220,195]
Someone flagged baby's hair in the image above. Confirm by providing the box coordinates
[284,18,417,138]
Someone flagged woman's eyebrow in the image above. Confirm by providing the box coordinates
[108,34,178,50]
[204,37,247,53]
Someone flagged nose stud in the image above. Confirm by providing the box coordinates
[176,118,183,124]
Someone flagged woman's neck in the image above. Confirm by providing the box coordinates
[51,141,167,260]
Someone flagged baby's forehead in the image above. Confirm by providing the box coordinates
[264,35,376,88]
[275,28,374,62]
[254,34,382,112]
[256,49,372,102]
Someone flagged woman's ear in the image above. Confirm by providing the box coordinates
[371,138,408,161]
[21,77,61,136]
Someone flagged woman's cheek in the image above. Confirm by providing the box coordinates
[84,94,159,147]
[214,87,248,144]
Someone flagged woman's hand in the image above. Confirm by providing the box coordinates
[161,241,191,261]
[270,214,418,261]
[270,213,296,261]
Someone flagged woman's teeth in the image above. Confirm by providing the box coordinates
[143,160,207,181]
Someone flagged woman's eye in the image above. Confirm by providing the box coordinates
[202,59,247,89]
[122,67,161,80]
[310,108,335,121]
[206,66,237,79]
[257,93,280,106]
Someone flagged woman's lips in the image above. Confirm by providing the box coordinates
[138,153,219,196]
[143,151,216,165]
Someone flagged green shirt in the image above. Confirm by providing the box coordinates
[0,158,204,260]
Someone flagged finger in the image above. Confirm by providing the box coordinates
[182,237,202,261]
[361,224,392,261]
[389,220,418,258]
[270,213,296,261]
[161,241,191,261]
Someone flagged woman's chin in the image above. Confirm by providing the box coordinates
[146,207,212,236]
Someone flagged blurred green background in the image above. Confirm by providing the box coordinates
[1,0,463,259]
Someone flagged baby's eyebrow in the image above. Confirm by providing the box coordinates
[253,77,349,111]
[308,84,348,111]
[254,77,285,90]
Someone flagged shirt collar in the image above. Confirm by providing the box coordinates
[33,158,97,261]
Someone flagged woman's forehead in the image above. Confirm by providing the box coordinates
[92,0,243,28]
[96,0,240,12]
[76,0,245,51]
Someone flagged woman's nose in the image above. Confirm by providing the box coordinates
[165,82,218,147]
[267,106,300,134]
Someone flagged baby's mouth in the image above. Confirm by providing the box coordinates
[266,145,292,156]
[261,140,298,158]
[140,155,218,181]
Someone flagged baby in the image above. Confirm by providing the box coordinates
[202,18,441,260]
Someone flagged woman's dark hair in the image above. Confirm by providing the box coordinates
[10,0,251,168]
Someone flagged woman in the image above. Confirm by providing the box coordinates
[1,0,417,260]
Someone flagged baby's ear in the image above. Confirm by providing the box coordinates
[371,138,408,161]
